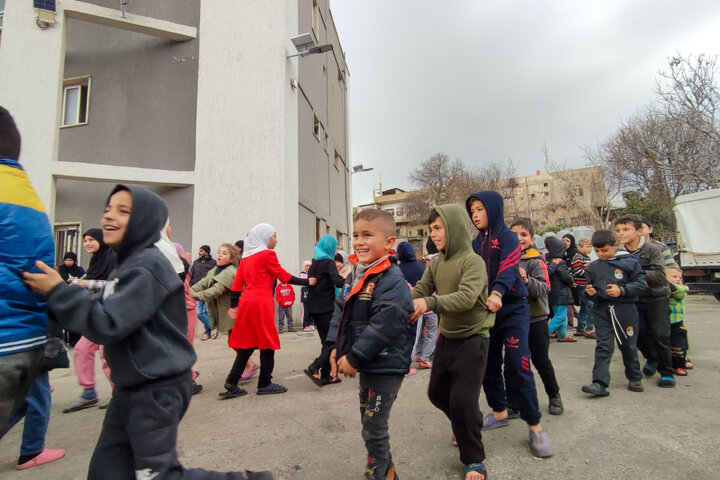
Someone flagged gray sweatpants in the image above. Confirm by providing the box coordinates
[592,302,642,386]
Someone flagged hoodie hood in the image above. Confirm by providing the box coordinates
[396,242,418,262]
[562,233,578,260]
[465,190,508,234]
[107,185,167,264]
[434,204,473,260]
[545,237,566,259]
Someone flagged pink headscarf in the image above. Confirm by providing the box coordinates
[299,260,312,278]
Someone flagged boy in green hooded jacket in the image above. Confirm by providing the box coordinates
[411,204,494,480]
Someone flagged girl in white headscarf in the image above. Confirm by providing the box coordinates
[220,224,312,398]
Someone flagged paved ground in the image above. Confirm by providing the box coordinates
[2,295,719,479]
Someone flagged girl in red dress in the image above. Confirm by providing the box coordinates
[220,223,311,398]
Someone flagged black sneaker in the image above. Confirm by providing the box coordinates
[192,382,203,395]
[548,395,564,415]
[581,382,609,397]
[627,380,644,392]
[507,407,520,419]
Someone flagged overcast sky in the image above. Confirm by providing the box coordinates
[329,1,720,206]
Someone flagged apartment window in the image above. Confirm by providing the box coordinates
[334,150,342,171]
[417,229,424,237]
[396,207,406,217]
[543,192,549,197]
[313,114,320,140]
[557,218,566,225]
[61,76,91,127]
[324,132,329,153]
[336,230,344,250]
[311,0,319,40]
[396,228,401,237]
[575,187,584,197]
[337,68,345,88]
[570,217,579,225]
[53,222,82,266]
[315,217,322,243]
[384,208,395,216]
[543,183,548,187]
[530,193,536,199]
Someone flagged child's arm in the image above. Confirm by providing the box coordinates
[643,244,668,288]
[525,259,550,299]
[191,279,228,302]
[669,283,689,300]
[570,254,585,280]
[556,262,574,286]
[266,252,310,286]
[427,257,488,315]
[411,263,435,300]
[620,262,648,298]
[325,261,346,288]
[489,238,522,297]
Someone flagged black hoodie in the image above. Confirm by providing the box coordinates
[47,185,195,388]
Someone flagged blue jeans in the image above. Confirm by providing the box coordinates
[196,301,212,335]
[549,304,568,338]
[412,312,438,362]
[576,289,594,332]
[2,372,51,456]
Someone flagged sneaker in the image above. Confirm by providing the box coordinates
[658,376,676,388]
[642,361,656,377]
[581,382,609,397]
[627,380,644,392]
[548,395,564,415]
[192,382,203,395]
[507,407,520,419]
[16,449,65,470]
[528,429,554,458]
[200,333,210,341]
[482,412,509,430]
[98,399,111,409]
[219,383,248,399]
[63,396,98,413]
[257,382,287,395]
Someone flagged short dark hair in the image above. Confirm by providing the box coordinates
[614,214,642,230]
[234,240,244,251]
[353,208,396,236]
[0,107,21,160]
[510,217,535,237]
[200,245,211,255]
[427,209,441,225]
[591,229,617,248]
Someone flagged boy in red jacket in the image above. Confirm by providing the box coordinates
[275,282,296,333]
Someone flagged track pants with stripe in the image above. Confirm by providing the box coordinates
[591,302,642,387]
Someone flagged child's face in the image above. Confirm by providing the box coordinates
[352,218,395,264]
[303,263,310,272]
[267,233,278,250]
[594,243,618,261]
[641,223,652,242]
[579,243,592,255]
[563,237,571,249]
[64,258,75,267]
[469,199,489,231]
[102,189,132,249]
[429,217,446,251]
[615,222,640,246]
[83,235,100,254]
[216,247,232,266]
[667,269,683,285]
[335,260,343,271]
[511,225,534,250]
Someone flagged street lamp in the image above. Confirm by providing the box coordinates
[287,33,334,59]
[352,164,373,174]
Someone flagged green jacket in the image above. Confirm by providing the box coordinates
[412,204,495,338]
[191,265,237,332]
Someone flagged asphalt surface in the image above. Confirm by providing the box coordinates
[2,295,719,479]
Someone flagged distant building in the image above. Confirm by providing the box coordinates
[0,0,350,271]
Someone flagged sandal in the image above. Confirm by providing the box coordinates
[416,359,433,369]
[464,462,487,480]
[218,383,248,399]
[322,375,342,385]
[685,361,694,370]
[210,329,219,339]
[304,368,324,387]
[674,367,688,376]
[257,382,287,395]
[240,365,260,381]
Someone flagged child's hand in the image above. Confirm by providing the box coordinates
[308,277,317,286]
[606,284,621,298]
[227,307,238,320]
[487,291,503,312]
[518,267,528,283]
[329,348,338,378]
[410,298,428,323]
[552,258,563,265]
[585,284,596,296]
[22,261,64,296]
[337,355,357,378]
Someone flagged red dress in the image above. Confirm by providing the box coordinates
[228,250,292,350]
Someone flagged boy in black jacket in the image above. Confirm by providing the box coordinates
[23,185,271,480]
[581,230,647,397]
[545,237,576,342]
[330,209,414,480]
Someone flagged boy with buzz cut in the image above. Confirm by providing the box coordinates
[615,214,675,388]
[23,185,272,480]
[411,205,494,480]
[582,230,648,396]
[330,208,415,480]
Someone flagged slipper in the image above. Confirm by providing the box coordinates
[685,361,694,370]
[200,333,210,341]
[210,329,219,339]
[16,449,65,470]
[556,337,577,343]
[240,365,260,381]
[482,412,509,430]
[62,396,98,413]
[464,462,487,480]
[304,368,324,387]
[674,367,688,376]
[416,359,433,369]
[322,375,342,385]
[257,382,287,395]
[658,376,676,388]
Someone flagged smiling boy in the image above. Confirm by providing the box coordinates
[331,209,414,480]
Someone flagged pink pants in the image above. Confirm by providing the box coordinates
[186,308,198,380]
[73,336,112,389]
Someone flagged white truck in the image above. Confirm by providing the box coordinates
[673,188,720,301]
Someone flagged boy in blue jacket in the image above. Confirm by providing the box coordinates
[466,191,552,458]
[23,185,272,480]
[581,230,647,397]
[331,209,415,480]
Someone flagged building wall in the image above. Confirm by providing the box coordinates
[60,0,199,171]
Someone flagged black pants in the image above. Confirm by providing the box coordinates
[637,299,674,377]
[308,311,333,381]
[592,303,642,386]
[359,372,403,480]
[508,319,560,408]
[227,349,275,388]
[0,348,44,437]
[670,321,688,369]
[428,334,489,466]
[88,372,248,479]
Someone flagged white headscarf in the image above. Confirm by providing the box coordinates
[155,218,185,274]
[243,223,276,258]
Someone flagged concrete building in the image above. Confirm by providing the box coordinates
[0,0,350,273]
